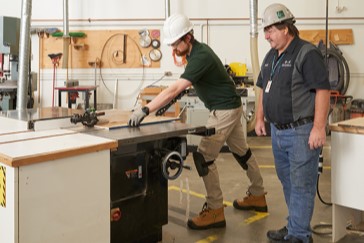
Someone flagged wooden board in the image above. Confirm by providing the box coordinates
[300,30,326,45]
[330,117,364,134]
[300,29,353,45]
[330,29,354,45]
[95,109,179,130]
[41,29,161,69]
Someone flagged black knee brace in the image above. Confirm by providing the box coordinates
[193,151,214,177]
[232,148,252,171]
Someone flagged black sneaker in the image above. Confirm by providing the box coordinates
[270,235,313,243]
[267,226,288,241]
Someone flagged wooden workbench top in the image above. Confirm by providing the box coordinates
[329,117,364,135]
[0,129,118,167]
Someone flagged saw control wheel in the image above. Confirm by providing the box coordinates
[161,151,184,180]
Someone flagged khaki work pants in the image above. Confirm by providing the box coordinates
[197,106,265,209]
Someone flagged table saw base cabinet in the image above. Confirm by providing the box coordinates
[110,137,187,243]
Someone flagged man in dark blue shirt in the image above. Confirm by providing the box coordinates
[256,3,331,243]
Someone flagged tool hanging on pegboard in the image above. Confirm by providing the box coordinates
[48,53,62,107]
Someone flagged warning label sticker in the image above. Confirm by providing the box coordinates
[0,165,5,208]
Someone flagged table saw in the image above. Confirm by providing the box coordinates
[0,107,210,243]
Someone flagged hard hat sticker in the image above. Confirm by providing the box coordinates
[0,166,5,208]
[277,10,285,19]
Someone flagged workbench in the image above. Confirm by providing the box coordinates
[330,117,364,242]
[0,129,117,243]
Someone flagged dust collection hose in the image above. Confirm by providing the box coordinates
[247,0,260,133]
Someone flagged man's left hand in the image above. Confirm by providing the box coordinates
[308,126,326,150]
[128,107,149,127]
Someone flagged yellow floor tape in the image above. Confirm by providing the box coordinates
[0,165,6,208]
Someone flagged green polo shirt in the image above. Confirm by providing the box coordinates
[181,41,241,111]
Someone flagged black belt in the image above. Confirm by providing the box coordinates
[274,117,314,130]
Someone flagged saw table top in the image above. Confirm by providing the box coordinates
[84,109,207,145]
[88,121,207,146]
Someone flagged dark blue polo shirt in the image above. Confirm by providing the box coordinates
[256,37,331,124]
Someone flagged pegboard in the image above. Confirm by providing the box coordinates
[40,29,161,69]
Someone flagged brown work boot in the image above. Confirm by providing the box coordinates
[187,202,226,230]
[233,192,268,212]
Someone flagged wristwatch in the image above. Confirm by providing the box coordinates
[142,106,150,115]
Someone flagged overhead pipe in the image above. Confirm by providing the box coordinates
[17,0,32,111]
[62,0,70,69]
[165,0,170,18]
[63,0,69,36]
[247,0,260,132]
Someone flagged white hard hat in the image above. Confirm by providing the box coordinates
[163,13,193,45]
[262,3,295,29]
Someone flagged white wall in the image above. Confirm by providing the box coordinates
[1,0,364,110]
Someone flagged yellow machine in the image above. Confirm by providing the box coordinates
[229,62,247,77]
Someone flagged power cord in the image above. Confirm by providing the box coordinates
[132,72,172,108]
[99,33,145,97]
[312,149,332,236]
[317,151,332,206]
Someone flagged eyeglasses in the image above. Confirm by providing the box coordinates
[170,39,183,48]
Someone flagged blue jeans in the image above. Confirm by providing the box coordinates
[270,123,320,243]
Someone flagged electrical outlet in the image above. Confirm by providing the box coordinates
[164,71,172,77]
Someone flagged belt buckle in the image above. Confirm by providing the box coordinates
[275,123,286,130]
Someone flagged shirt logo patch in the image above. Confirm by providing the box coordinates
[282,60,292,68]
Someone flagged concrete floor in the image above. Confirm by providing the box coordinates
[161,136,364,243]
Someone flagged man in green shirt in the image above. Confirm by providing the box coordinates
[129,13,267,230]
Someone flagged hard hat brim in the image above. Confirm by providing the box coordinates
[163,26,193,45]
